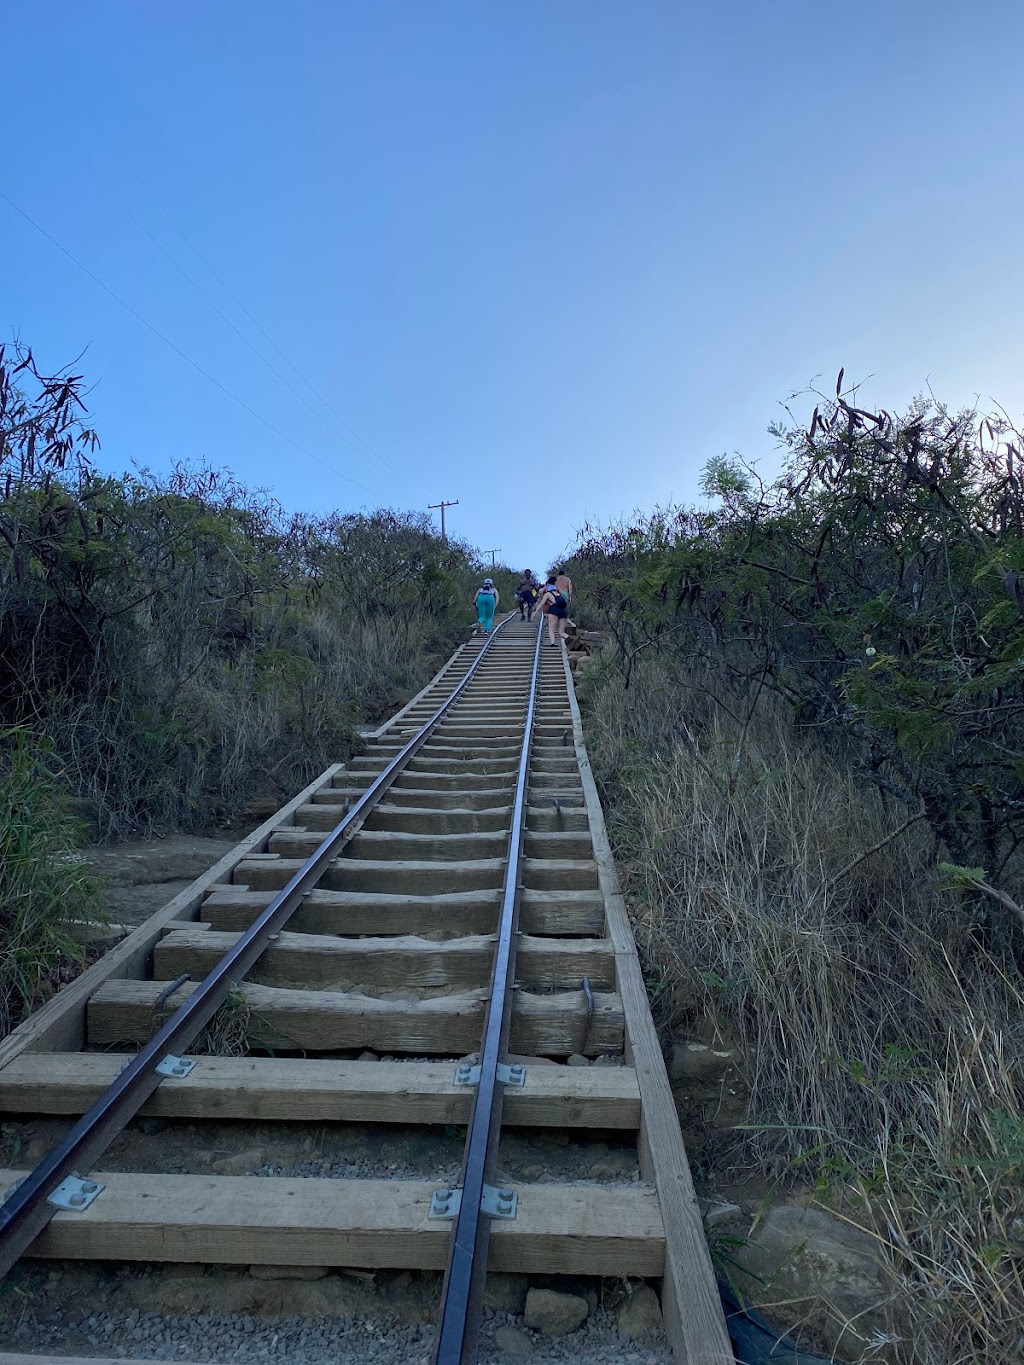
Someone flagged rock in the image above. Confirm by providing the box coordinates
[493,1324,534,1355]
[700,1198,741,1226]
[211,1147,266,1175]
[136,1117,166,1137]
[537,1130,570,1146]
[86,838,234,888]
[523,1287,589,1336]
[359,1049,380,1061]
[518,1163,547,1181]
[484,1272,528,1314]
[733,1204,894,1359]
[668,1041,737,1083]
[617,1284,663,1338]
[248,1264,328,1280]
[566,1053,590,1067]
[506,1052,558,1068]
[588,1151,637,1178]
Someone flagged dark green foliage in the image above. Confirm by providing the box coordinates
[570,380,1024,912]
[0,342,480,835]
[0,726,98,1038]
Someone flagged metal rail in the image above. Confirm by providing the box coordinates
[433,620,544,1363]
[0,616,518,1277]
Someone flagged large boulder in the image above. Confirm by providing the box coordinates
[733,1204,897,1361]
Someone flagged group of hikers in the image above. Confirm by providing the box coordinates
[473,568,574,647]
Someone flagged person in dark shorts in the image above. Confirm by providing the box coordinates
[516,570,538,621]
[537,576,569,647]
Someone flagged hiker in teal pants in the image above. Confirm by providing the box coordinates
[474,578,498,633]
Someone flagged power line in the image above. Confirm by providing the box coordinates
[147,199,398,476]
[125,206,399,478]
[428,499,461,540]
[0,188,377,497]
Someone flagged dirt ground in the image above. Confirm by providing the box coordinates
[84,834,241,928]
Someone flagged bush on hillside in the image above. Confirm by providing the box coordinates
[0,342,481,835]
[569,377,1024,1362]
[0,726,99,1039]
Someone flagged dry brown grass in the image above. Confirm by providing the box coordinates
[580,654,1024,1364]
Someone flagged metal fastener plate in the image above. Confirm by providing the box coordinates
[453,1062,526,1088]
[428,1185,517,1221]
[155,1054,196,1078]
[46,1176,104,1211]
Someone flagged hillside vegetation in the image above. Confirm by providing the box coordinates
[0,342,483,837]
[0,341,484,1032]
[569,379,1024,1363]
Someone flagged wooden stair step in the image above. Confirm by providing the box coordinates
[201,888,606,938]
[348,805,515,834]
[234,857,507,894]
[154,929,615,991]
[0,1053,641,1128]
[87,980,625,1056]
[0,1170,663,1275]
[269,828,509,861]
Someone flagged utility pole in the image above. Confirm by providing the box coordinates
[485,549,501,568]
[428,499,459,541]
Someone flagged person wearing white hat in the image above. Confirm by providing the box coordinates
[474,577,499,634]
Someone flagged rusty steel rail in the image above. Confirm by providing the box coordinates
[0,616,518,1277]
[433,619,544,1364]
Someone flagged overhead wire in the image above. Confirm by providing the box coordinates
[0,187,379,497]
[124,205,399,478]
[145,197,399,476]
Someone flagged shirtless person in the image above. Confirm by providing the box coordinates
[554,567,573,603]
[516,570,538,621]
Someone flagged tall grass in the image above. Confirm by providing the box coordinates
[0,727,100,1039]
[39,610,455,835]
[580,654,1024,1364]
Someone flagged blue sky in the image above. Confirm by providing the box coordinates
[4,1,1023,572]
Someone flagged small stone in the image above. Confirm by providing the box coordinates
[538,1130,570,1146]
[566,1053,590,1067]
[359,1049,380,1061]
[588,1151,638,1178]
[136,1117,166,1136]
[484,1272,528,1314]
[617,1284,664,1338]
[249,1264,329,1280]
[700,1199,741,1225]
[212,1147,266,1175]
[524,1287,589,1336]
[494,1324,535,1355]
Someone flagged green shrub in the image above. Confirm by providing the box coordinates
[0,727,100,1038]
[0,342,481,835]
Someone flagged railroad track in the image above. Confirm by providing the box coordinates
[0,616,732,1363]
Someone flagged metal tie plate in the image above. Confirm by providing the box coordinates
[453,1061,526,1088]
[155,1054,197,1078]
[428,1185,518,1220]
[46,1176,104,1211]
